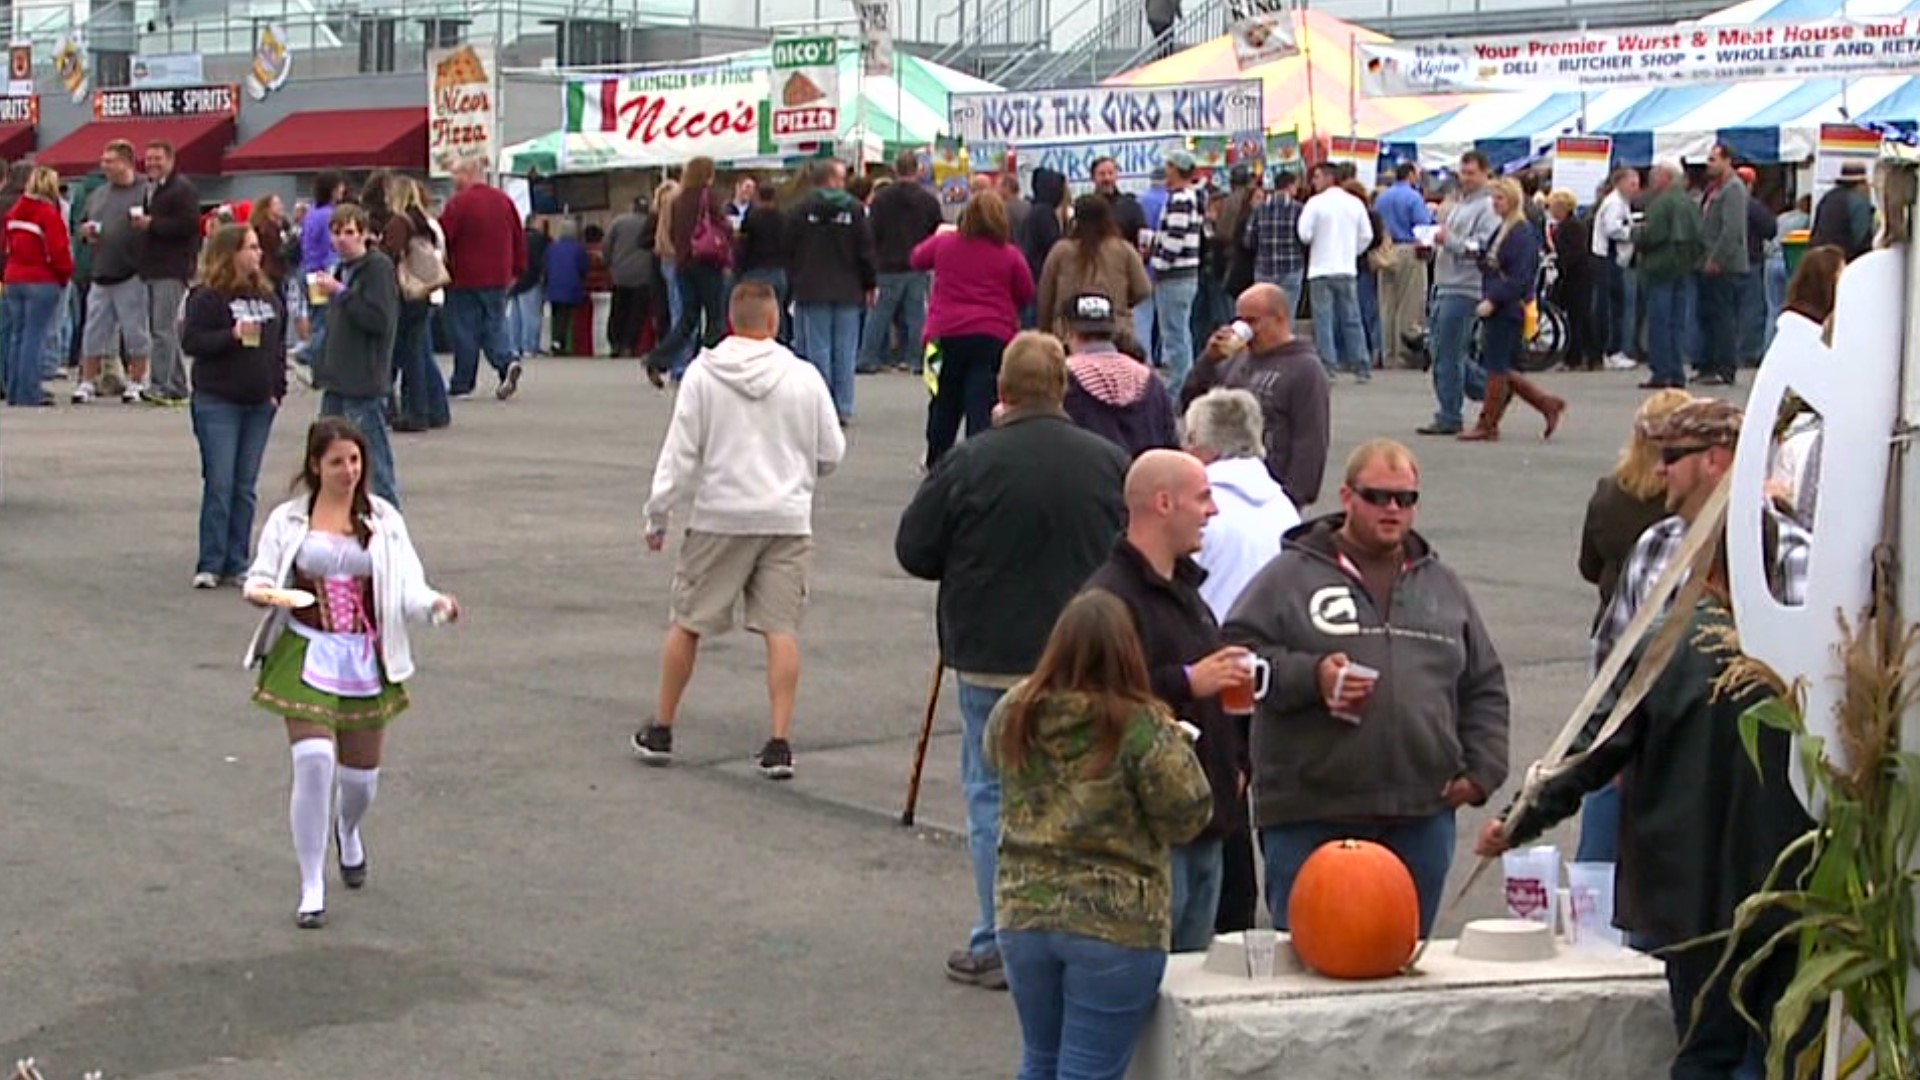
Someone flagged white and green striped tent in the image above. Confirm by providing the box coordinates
[502,48,999,175]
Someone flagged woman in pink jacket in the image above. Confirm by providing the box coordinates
[912,190,1035,467]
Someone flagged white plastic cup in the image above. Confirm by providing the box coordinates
[129,205,146,221]
[1330,661,1379,723]
[1567,861,1623,949]
[1244,927,1277,979]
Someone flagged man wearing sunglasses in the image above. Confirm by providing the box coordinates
[1223,438,1511,936]
[1592,398,1809,672]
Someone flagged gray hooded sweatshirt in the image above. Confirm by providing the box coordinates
[1222,514,1510,826]
[1434,185,1499,298]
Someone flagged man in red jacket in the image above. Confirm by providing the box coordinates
[439,154,528,400]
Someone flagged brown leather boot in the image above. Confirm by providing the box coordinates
[1458,374,1509,441]
[1507,374,1567,439]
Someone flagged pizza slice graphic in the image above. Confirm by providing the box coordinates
[783,71,827,107]
[435,45,489,91]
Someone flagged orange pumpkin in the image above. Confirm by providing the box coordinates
[1287,839,1420,979]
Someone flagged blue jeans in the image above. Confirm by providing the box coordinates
[1575,783,1622,863]
[1644,278,1687,386]
[1737,267,1768,366]
[650,260,726,377]
[395,300,450,426]
[1762,252,1786,355]
[959,679,1007,957]
[306,304,328,364]
[1681,273,1702,369]
[795,302,861,421]
[739,268,791,345]
[44,283,70,376]
[1262,811,1457,935]
[2,282,60,406]
[1133,294,1156,361]
[1169,837,1225,953]
[319,391,400,506]
[1609,261,1639,357]
[660,260,692,374]
[1309,275,1370,380]
[445,287,516,395]
[190,396,276,577]
[1429,292,1485,428]
[997,929,1166,1080]
[1155,274,1199,396]
[1273,269,1304,320]
[860,271,928,372]
[1358,267,1381,359]
[1697,271,1743,379]
[509,286,544,356]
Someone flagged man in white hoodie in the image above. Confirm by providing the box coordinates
[1184,388,1301,621]
[632,281,847,779]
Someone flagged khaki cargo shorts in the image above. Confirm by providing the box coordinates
[670,531,813,637]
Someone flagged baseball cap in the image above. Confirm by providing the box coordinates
[1066,291,1117,335]
[1646,398,1742,446]
[1165,149,1196,174]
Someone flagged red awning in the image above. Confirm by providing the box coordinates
[222,108,427,174]
[37,115,234,177]
[0,123,35,162]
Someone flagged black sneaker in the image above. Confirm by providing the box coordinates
[945,948,1008,990]
[630,722,673,765]
[757,738,794,780]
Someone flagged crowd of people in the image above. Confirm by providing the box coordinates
[0,126,1864,1078]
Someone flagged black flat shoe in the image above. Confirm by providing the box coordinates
[296,909,326,930]
[336,825,367,888]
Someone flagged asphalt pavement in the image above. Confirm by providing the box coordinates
[0,356,1722,1079]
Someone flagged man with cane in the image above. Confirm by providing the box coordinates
[896,331,1128,989]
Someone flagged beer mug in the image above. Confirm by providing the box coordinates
[1220,653,1270,715]
[307,271,330,307]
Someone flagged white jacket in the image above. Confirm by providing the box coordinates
[1296,187,1374,281]
[1593,190,1635,268]
[644,334,846,536]
[243,495,446,682]
[1196,456,1300,621]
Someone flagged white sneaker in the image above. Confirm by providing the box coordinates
[191,572,220,589]
[70,381,95,404]
[1603,354,1639,371]
[122,382,146,404]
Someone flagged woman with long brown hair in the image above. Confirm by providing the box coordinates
[182,223,284,587]
[243,417,459,929]
[911,189,1035,466]
[1036,194,1151,338]
[249,193,291,292]
[988,588,1212,1079]
[645,156,732,385]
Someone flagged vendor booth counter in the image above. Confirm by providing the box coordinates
[1128,933,1674,1080]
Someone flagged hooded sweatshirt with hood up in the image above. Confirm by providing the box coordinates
[1063,345,1177,457]
[1018,168,1068,283]
[644,334,847,537]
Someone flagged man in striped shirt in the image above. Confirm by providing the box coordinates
[1152,150,1205,397]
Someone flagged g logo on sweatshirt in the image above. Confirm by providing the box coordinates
[1309,585,1360,636]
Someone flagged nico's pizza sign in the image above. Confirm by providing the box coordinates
[770,37,838,145]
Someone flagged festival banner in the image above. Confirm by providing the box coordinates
[245,24,293,102]
[1322,135,1381,176]
[949,80,1263,144]
[1192,135,1230,169]
[1228,0,1298,68]
[970,142,1012,173]
[932,135,970,205]
[7,41,29,98]
[1814,123,1881,203]
[1553,136,1613,207]
[770,37,838,145]
[52,33,86,104]
[1361,16,1920,97]
[429,45,495,177]
[561,66,768,171]
[855,0,894,78]
[1265,128,1301,172]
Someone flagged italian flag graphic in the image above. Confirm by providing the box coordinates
[564,79,622,132]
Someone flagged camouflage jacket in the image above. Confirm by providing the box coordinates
[986,686,1214,950]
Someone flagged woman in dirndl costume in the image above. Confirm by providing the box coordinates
[243,416,459,929]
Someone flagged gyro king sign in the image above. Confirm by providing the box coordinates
[770,36,839,145]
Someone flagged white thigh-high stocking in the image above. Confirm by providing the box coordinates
[289,739,337,914]
[335,765,379,868]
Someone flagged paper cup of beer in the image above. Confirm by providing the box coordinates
[239,320,262,347]
[307,272,330,306]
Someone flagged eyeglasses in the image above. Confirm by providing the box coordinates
[1659,444,1715,466]
[1353,487,1419,509]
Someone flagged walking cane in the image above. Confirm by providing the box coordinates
[901,658,946,827]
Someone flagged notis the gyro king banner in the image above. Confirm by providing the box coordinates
[428,44,495,177]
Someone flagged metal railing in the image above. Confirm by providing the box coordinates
[928,0,1052,68]
[1006,0,1226,88]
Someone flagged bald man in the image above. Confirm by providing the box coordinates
[1083,448,1253,952]
[1179,282,1332,505]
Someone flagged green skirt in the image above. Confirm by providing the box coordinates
[252,630,409,731]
